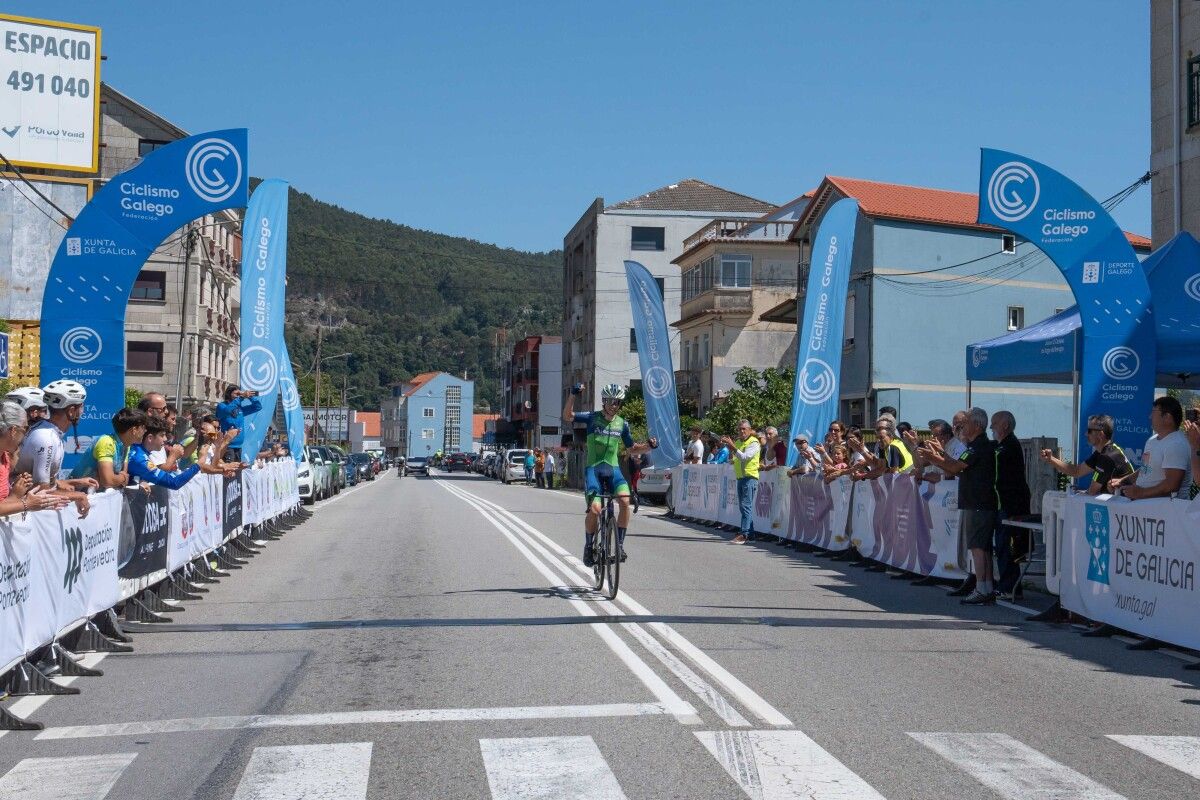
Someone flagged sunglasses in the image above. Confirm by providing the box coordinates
[1086,428,1104,433]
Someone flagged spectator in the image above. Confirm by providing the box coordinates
[920,406,997,605]
[991,410,1032,599]
[15,380,96,517]
[0,401,68,518]
[137,391,169,418]
[70,408,149,489]
[1040,414,1134,495]
[707,435,730,464]
[543,449,556,489]
[856,417,913,479]
[1110,395,1193,500]
[788,435,819,476]
[5,387,48,427]
[721,419,761,544]
[878,405,898,421]
[913,419,954,483]
[216,385,263,462]
[760,426,790,473]
[534,448,546,488]
[684,426,705,463]
[625,449,648,512]
[128,417,202,489]
[820,443,851,482]
[825,420,847,448]
[896,421,914,438]
[193,416,242,477]
[523,449,535,484]
[178,405,212,467]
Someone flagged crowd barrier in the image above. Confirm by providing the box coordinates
[0,459,301,728]
[671,465,968,580]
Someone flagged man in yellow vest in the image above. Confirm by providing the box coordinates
[720,419,761,544]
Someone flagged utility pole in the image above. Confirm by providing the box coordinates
[173,224,198,413]
[314,323,323,444]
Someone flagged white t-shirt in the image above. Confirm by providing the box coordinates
[1136,430,1193,499]
[15,420,65,486]
[544,453,555,471]
[686,439,704,462]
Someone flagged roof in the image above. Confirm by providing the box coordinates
[793,176,1151,249]
[473,413,499,439]
[353,411,381,438]
[606,178,774,213]
[403,371,441,396]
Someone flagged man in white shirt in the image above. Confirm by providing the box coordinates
[543,450,555,489]
[684,426,705,464]
[1111,396,1192,500]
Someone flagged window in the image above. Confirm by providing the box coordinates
[629,328,638,352]
[1007,306,1025,331]
[700,333,710,366]
[138,139,169,157]
[630,226,665,251]
[422,407,435,418]
[720,255,752,288]
[654,277,665,298]
[130,270,166,301]
[1190,56,1200,128]
[421,429,435,439]
[843,293,857,347]
[127,341,163,372]
[1002,234,1016,254]
[683,340,691,370]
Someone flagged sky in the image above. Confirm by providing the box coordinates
[10,1,1152,252]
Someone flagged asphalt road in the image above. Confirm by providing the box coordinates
[1,469,1198,799]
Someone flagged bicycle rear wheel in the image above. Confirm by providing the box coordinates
[603,510,619,600]
[592,517,605,591]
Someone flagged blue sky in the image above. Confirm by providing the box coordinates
[12,1,1151,252]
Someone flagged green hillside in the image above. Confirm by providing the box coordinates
[279,185,562,411]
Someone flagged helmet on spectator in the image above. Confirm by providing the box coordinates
[601,383,626,402]
[42,380,87,409]
[6,386,47,411]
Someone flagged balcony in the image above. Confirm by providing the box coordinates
[675,369,700,399]
[678,288,753,324]
[683,219,795,251]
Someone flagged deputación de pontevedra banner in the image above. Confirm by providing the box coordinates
[39,129,248,467]
[238,179,289,460]
[786,198,857,466]
[976,150,1156,466]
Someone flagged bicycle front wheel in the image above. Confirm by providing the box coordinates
[603,514,619,600]
[592,523,606,591]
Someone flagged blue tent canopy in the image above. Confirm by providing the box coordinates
[966,232,1200,388]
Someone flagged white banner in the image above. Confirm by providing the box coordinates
[0,515,36,672]
[1060,494,1200,651]
[166,474,224,572]
[849,474,964,578]
[784,475,853,550]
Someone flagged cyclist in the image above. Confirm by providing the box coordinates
[15,380,97,517]
[562,382,657,567]
[6,387,49,426]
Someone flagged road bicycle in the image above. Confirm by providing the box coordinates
[591,490,620,600]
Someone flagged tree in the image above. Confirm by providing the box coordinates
[298,371,340,407]
[125,386,144,409]
[701,366,794,435]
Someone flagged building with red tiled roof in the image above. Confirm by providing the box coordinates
[756,174,1153,450]
[380,372,475,457]
[349,411,381,452]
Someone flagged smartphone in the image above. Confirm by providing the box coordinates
[1187,408,1200,424]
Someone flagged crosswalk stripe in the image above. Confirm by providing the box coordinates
[480,736,628,799]
[231,742,372,800]
[0,752,138,800]
[696,730,887,799]
[909,733,1127,800]
[1107,735,1200,781]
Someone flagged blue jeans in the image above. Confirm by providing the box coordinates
[737,476,759,537]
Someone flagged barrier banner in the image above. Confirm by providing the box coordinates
[117,485,170,579]
[166,475,223,572]
[786,198,858,466]
[1060,494,1200,650]
[752,470,788,536]
[223,474,243,537]
[242,466,263,526]
[848,475,964,578]
[238,179,290,460]
[624,260,683,468]
[675,464,739,526]
[0,516,35,671]
[27,490,121,648]
[38,129,249,467]
[785,475,852,550]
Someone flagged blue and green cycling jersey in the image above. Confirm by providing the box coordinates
[574,411,633,467]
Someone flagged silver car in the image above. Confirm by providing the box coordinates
[637,465,672,503]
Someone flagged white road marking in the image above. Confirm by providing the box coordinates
[480,736,628,800]
[0,653,108,741]
[697,730,887,800]
[232,742,372,800]
[436,481,700,724]
[445,481,793,727]
[1108,735,1200,780]
[909,732,1127,800]
[0,752,138,799]
[34,702,676,740]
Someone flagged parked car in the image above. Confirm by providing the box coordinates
[405,456,430,476]
[348,452,374,481]
[297,447,317,503]
[443,452,472,472]
[637,465,672,503]
[326,445,350,491]
[474,452,495,475]
[500,449,531,484]
[303,445,335,502]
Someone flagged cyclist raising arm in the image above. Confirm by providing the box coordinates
[563,383,657,566]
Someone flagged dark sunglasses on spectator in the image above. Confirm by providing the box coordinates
[1086,428,1104,433]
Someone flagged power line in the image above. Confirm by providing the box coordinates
[0,151,76,224]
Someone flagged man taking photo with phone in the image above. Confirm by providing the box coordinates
[217,384,263,463]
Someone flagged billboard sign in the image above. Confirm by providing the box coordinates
[303,406,349,440]
[0,175,89,319]
[0,14,101,172]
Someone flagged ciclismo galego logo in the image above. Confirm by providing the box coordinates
[986,161,1040,223]
[280,375,300,411]
[185,137,242,203]
[1185,273,1200,303]
[644,365,672,399]
[241,345,279,394]
[798,358,836,404]
[59,326,102,365]
[1101,346,1140,381]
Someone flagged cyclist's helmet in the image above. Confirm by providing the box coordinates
[42,379,87,409]
[601,383,626,403]
[6,386,47,411]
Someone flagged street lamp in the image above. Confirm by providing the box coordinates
[314,350,352,444]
